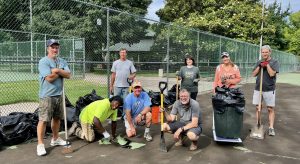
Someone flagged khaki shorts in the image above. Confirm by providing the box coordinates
[252,90,276,107]
[124,117,146,130]
[80,123,95,142]
[38,96,64,122]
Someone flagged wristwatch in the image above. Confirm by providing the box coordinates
[181,127,185,132]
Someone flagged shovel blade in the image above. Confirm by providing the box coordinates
[160,132,168,152]
[250,124,265,139]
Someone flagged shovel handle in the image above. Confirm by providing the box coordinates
[127,78,133,85]
[159,81,167,93]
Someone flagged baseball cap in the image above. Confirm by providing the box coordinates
[46,39,60,47]
[132,81,142,88]
[221,52,229,58]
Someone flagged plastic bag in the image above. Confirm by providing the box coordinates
[212,87,245,114]
[0,112,38,146]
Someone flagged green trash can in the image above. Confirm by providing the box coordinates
[214,106,243,139]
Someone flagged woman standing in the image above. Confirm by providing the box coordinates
[213,52,241,91]
[177,55,200,100]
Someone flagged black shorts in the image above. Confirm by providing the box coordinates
[168,121,202,136]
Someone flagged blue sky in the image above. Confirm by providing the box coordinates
[145,0,300,21]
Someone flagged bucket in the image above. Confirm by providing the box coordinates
[151,106,160,124]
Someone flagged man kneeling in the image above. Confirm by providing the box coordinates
[162,89,202,151]
[68,96,123,142]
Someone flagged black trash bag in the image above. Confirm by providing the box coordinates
[163,95,172,106]
[167,91,177,104]
[212,86,245,114]
[169,84,180,93]
[75,89,103,117]
[65,96,74,108]
[148,91,161,106]
[0,112,38,146]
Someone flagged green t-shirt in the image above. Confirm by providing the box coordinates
[179,66,200,92]
[79,99,117,124]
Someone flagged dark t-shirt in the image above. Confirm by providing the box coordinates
[253,58,279,91]
[179,66,200,92]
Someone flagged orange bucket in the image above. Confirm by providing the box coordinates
[151,106,160,124]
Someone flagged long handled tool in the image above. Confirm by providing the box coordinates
[61,79,73,154]
[250,68,265,139]
[159,81,168,152]
[176,76,179,101]
[127,78,133,93]
[250,0,265,140]
[175,76,179,121]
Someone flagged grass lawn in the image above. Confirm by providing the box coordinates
[0,80,108,105]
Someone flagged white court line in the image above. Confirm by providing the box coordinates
[233,146,300,161]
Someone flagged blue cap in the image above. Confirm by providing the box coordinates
[46,39,60,47]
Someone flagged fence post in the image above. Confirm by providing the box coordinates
[197,31,199,67]
[166,25,170,90]
[30,0,33,74]
[106,8,110,98]
[83,38,86,79]
[219,36,222,57]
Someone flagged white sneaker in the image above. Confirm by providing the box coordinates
[50,137,67,146]
[144,132,152,142]
[37,144,47,156]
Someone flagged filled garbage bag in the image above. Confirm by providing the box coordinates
[212,87,245,113]
[148,91,161,106]
[75,89,103,117]
[0,112,38,146]
[212,86,245,139]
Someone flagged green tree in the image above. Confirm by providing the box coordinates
[284,11,300,55]
[0,0,152,63]
[157,0,290,49]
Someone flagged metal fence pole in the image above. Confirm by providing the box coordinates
[166,25,170,89]
[30,0,33,74]
[197,31,199,67]
[16,42,19,72]
[106,8,110,98]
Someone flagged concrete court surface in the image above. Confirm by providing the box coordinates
[0,83,300,164]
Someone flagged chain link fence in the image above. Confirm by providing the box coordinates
[0,0,299,115]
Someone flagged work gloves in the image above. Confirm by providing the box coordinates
[260,61,269,68]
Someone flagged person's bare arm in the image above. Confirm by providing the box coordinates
[111,121,117,138]
[110,72,116,93]
[266,64,276,77]
[252,66,260,77]
[93,117,106,134]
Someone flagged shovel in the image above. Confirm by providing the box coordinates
[127,78,133,93]
[159,81,168,152]
[250,67,265,139]
[61,79,73,154]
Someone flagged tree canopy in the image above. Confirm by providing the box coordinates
[157,0,295,53]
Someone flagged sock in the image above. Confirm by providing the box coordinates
[145,127,150,133]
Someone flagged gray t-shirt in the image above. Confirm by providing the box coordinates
[171,99,202,127]
[111,59,136,87]
[179,66,200,92]
[253,58,279,91]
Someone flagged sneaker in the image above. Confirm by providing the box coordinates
[37,144,46,156]
[268,128,275,136]
[175,139,183,147]
[50,137,67,146]
[189,141,198,151]
[144,132,153,142]
[68,122,79,137]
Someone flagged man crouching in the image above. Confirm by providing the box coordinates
[162,89,202,151]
